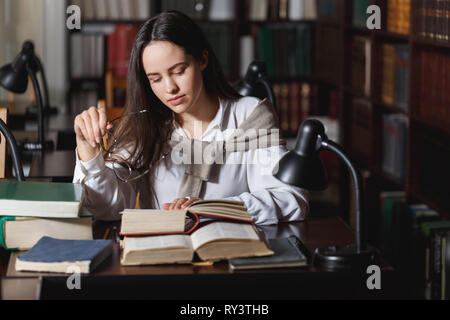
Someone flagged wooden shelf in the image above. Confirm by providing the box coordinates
[373,30,409,41]
[412,36,450,50]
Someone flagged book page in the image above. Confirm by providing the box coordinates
[123,235,193,252]
[190,222,259,251]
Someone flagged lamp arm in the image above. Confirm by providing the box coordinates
[320,139,364,253]
[256,77,277,110]
[0,119,25,181]
[32,55,50,109]
[26,65,44,146]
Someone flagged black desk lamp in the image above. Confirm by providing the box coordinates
[273,119,379,270]
[0,118,25,181]
[234,61,277,110]
[25,49,59,118]
[0,41,53,151]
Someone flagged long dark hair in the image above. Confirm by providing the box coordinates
[107,10,240,172]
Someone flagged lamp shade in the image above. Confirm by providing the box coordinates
[233,61,277,109]
[273,119,328,190]
[0,41,34,93]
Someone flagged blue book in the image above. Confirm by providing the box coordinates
[16,237,113,274]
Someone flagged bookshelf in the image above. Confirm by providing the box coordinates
[317,0,450,246]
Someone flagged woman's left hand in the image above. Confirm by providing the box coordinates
[162,197,203,210]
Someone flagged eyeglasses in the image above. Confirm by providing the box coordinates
[101,109,168,183]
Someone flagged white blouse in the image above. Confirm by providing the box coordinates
[73,96,309,225]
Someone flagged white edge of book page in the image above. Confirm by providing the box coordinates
[15,260,91,274]
[0,200,80,218]
[119,210,186,234]
[123,234,193,254]
[190,222,259,251]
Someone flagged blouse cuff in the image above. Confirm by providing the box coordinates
[76,148,106,175]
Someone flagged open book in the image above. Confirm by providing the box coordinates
[120,199,253,236]
[121,221,273,265]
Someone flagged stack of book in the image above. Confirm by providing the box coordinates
[381,114,408,183]
[381,43,409,112]
[416,0,449,42]
[257,23,312,78]
[387,0,411,35]
[118,200,274,265]
[0,180,92,251]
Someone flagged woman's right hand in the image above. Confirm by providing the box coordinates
[74,105,110,162]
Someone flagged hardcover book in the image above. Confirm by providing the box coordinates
[121,221,273,265]
[15,237,113,274]
[0,180,84,218]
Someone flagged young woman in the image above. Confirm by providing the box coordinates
[73,11,309,225]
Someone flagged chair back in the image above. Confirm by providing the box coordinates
[105,72,127,109]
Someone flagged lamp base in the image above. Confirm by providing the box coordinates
[313,244,380,271]
[21,140,54,151]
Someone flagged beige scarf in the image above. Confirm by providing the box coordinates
[168,98,285,198]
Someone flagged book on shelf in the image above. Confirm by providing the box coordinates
[121,221,273,265]
[73,0,151,21]
[229,235,309,270]
[208,0,235,21]
[15,237,113,274]
[416,0,449,41]
[257,24,312,78]
[418,50,450,126]
[0,216,93,250]
[350,36,371,97]
[381,43,409,111]
[200,23,232,77]
[381,114,408,183]
[316,25,342,85]
[387,0,411,35]
[120,199,253,236]
[162,0,211,20]
[352,0,371,28]
[317,0,342,21]
[350,98,372,163]
[107,24,139,77]
[0,180,84,218]
[421,221,450,300]
[70,33,104,79]
[285,0,316,20]
[379,191,406,263]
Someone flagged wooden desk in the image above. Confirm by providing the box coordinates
[1,217,404,300]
